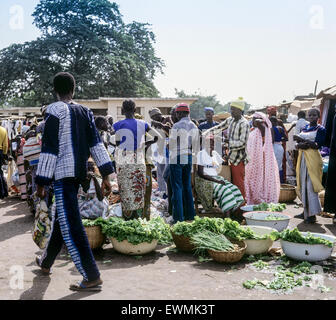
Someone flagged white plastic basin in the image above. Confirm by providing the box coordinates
[110,238,158,255]
[243,211,290,232]
[241,226,277,255]
[281,232,336,262]
[241,205,255,212]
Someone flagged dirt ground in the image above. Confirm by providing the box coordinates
[1,196,336,301]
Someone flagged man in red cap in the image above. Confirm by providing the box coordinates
[168,104,198,223]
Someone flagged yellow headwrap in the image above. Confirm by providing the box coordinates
[231,97,246,111]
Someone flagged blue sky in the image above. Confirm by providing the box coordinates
[1,0,336,108]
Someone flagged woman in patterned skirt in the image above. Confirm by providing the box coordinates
[113,100,160,220]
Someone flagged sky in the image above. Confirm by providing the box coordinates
[1,0,336,108]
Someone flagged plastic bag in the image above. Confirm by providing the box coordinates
[12,170,19,187]
[103,203,123,219]
[32,199,51,249]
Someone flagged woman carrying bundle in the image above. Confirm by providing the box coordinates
[294,108,326,224]
[245,112,280,205]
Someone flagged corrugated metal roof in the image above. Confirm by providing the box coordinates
[317,85,336,99]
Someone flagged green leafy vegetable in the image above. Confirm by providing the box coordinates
[265,215,287,221]
[252,260,269,270]
[253,203,287,212]
[171,217,278,241]
[191,230,236,256]
[85,217,173,246]
[279,228,334,248]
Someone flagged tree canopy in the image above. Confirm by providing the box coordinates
[175,89,251,119]
[0,0,164,107]
[175,89,225,120]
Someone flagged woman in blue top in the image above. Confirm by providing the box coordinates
[294,108,326,224]
[112,100,159,220]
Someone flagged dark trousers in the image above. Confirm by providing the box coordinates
[170,155,196,223]
[40,178,100,282]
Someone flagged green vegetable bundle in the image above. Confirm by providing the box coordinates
[171,217,226,238]
[171,217,278,241]
[191,230,235,256]
[83,217,172,246]
[253,203,287,212]
[279,228,334,248]
[82,218,109,228]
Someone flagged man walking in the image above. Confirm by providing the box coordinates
[203,98,249,200]
[35,72,114,291]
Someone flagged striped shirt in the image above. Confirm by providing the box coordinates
[203,117,250,166]
[36,102,114,186]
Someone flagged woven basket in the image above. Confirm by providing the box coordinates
[208,240,247,264]
[85,226,105,250]
[279,184,297,203]
[171,232,196,253]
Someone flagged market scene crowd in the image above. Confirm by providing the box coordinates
[1,72,336,292]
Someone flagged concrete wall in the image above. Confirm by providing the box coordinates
[0,97,198,123]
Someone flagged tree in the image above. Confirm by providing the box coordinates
[175,89,225,120]
[0,0,164,107]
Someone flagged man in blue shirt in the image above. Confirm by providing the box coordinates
[198,107,219,131]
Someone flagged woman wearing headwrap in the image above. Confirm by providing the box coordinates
[245,113,280,205]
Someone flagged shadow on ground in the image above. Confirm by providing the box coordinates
[20,271,51,300]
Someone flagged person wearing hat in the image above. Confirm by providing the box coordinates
[149,108,173,136]
[169,103,198,223]
[203,98,250,205]
[198,107,219,132]
[149,108,173,196]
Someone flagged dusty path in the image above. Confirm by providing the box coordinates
[1,196,336,300]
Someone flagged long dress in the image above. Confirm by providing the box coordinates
[324,115,336,214]
[113,119,148,220]
[296,125,326,219]
[245,116,280,205]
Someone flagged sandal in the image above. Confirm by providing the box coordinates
[36,256,51,275]
[69,279,103,292]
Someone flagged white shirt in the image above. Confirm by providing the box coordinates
[169,117,199,161]
[197,150,223,176]
[295,118,309,135]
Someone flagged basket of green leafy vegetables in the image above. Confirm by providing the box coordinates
[170,217,277,253]
[171,222,196,252]
[82,218,108,250]
[191,230,247,264]
[100,217,172,255]
[279,228,336,262]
